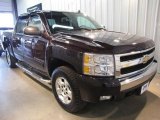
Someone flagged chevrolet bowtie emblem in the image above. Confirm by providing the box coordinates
[142,55,150,64]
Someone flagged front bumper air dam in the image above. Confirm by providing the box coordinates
[120,61,157,91]
[77,61,157,102]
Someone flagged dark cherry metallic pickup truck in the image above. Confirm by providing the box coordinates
[5,11,157,113]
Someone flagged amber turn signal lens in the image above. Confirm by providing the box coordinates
[83,54,90,64]
[83,66,90,74]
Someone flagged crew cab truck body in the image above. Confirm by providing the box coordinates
[6,11,157,113]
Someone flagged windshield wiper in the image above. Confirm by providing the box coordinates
[93,27,105,30]
[74,27,105,31]
[74,28,92,31]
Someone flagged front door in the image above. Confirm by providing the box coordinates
[23,14,47,72]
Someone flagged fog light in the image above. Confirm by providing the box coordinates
[100,96,111,101]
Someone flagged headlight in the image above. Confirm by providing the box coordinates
[83,53,114,76]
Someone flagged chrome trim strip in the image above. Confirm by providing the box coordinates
[120,52,154,68]
[120,62,157,91]
[16,63,52,89]
[115,47,155,56]
[115,47,155,78]
[117,59,154,79]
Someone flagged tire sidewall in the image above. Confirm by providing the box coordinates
[51,68,78,111]
[6,49,11,66]
[5,48,17,68]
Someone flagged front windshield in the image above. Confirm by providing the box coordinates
[44,12,103,33]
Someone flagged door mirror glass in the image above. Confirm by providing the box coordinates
[24,26,41,36]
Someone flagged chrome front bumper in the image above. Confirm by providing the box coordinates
[120,61,157,91]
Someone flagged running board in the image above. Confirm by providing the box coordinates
[16,63,52,89]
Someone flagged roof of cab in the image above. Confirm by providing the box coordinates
[19,10,81,17]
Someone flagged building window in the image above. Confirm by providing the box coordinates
[0,12,14,28]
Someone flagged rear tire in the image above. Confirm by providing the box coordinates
[51,66,87,113]
[6,49,17,68]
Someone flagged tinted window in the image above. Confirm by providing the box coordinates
[45,12,103,33]
[77,16,96,29]
[48,19,56,26]
[28,15,44,31]
[16,16,28,33]
[47,14,72,27]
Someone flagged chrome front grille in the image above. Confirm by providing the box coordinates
[115,47,155,78]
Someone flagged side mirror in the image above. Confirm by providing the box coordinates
[24,26,41,36]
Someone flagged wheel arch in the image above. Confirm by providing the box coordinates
[47,57,77,77]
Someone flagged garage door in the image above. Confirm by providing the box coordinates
[0,0,12,12]
[0,0,14,28]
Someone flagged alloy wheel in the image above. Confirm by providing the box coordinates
[55,77,73,105]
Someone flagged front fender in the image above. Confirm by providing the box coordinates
[46,43,83,74]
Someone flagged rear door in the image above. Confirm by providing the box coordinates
[12,16,29,61]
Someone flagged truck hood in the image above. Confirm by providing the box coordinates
[53,30,155,54]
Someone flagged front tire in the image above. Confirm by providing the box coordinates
[51,66,87,113]
[6,49,17,68]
